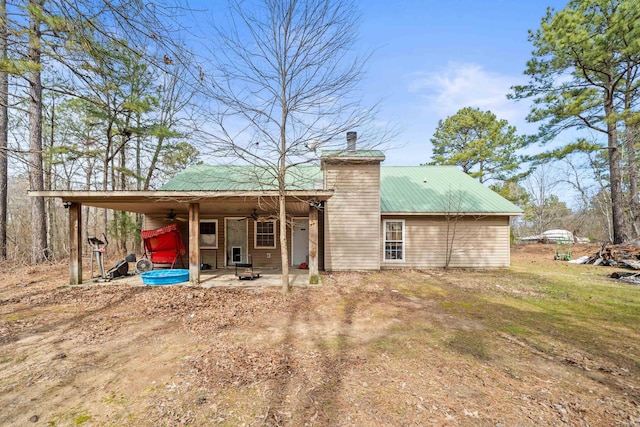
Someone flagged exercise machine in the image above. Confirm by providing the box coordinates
[88,234,108,281]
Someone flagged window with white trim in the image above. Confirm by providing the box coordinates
[255,220,276,248]
[384,220,404,262]
[199,220,218,249]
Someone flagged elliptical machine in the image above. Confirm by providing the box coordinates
[88,233,108,281]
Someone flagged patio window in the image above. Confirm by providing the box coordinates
[255,220,276,248]
[199,220,218,249]
[384,220,404,262]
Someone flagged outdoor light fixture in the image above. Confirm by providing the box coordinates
[62,201,74,209]
[309,200,324,210]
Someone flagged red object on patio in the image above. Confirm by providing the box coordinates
[140,223,186,269]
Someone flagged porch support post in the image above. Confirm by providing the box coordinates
[309,207,319,284]
[189,202,200,285]
[69,202,82,285]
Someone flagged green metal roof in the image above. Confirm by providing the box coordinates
[162,164,522,215]
[160,165,323,191]
[321,150,385,158]
[380,166,523,214]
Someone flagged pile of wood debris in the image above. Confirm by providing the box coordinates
[570,243,640,284]
[571,243,640,269]
[610,271,640,285]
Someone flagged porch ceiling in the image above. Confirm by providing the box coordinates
[28,190,333,216]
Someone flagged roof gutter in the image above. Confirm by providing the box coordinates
[28,189,334,201]
[381,211,523,217]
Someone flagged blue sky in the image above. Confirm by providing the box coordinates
[189,0,572,166]
[355,0,570,165]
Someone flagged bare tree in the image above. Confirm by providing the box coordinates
[142,61,201,191]
[205,0,382,292]
[438,187,488,269]
[559,151,613,241]
[441,188,463,270]
[523,164,573,236]
[0,0,8,260]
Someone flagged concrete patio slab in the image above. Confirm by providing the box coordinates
[87,267,319,288]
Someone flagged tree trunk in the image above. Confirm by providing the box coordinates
[135,115,143,253]
[623,65,639,239]
[45,96,54,256]
[625,123,639,239]
[0,0,8,260]
[102,121,113,236]
[144,135,165,190]
[279,77,289,293]
[605,100,627,244]
[278,191,289,293]
[118,135,127,253]
[83,160,93,255]
[29,0,48,263]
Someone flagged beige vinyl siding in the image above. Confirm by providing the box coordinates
[381,216,511,268]
[143,215,170,230]
[324,164,381,270]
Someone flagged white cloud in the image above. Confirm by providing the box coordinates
[406,62,531,127]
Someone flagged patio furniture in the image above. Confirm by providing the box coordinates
[140,223,186,269]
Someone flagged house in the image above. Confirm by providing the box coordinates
[31,134,523,284]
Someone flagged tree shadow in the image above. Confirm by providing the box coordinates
[261,286,360,426]
[426,274,640,401]
[1,285,147,345]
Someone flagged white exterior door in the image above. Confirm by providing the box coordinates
[292,218,309,266]
[225,218,248,265]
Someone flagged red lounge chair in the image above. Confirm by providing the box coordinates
[140,223,186,269]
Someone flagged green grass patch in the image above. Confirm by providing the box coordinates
[371,336,408,356]
[72,412,92,426]
[101,391,127,406]
[312,334,350,353]
[390,272,447,299]
[47,409,92,427]
[4,312,32,322]
[501,324,530,336]
[377,261,640,372]
[445,331,489,360]
[443,269,636,330]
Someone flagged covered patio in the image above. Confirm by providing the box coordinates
[28,190,332,286]
[100,266,319,288]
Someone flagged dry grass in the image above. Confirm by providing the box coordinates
[0,244,639,426]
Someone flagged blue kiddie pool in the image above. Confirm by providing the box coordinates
[140,269,189,285]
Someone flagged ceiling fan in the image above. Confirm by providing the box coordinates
[238,208,276,222]
[165,209,187,222]
[238,208,260,221]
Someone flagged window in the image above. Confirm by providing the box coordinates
[255,220,276,248]
[199,220,218,249]
[384,220,404,262]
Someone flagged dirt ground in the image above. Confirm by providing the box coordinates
[1,245,639,426]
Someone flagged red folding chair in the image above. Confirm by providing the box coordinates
[139,223,186,270]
